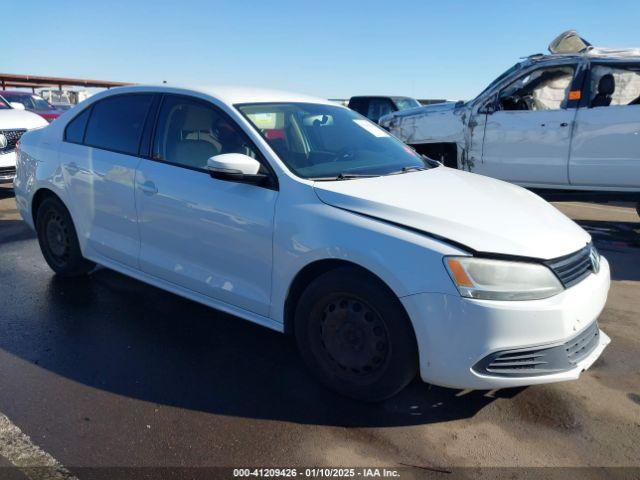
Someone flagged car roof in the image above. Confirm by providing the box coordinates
[95,85,337,107]
[527,49,640,64]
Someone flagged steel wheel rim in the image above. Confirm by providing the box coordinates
[44,212,70,263]
[318,295,390,379]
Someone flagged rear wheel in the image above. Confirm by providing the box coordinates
[294,267,418,401]
[36,196,95,276]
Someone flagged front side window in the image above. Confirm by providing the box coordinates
[84,94,153,155]
[238,102,431,180]
[498,66,575,111]
[152,95,260,170]
[590,65,640,107]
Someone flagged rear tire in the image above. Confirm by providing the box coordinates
[35,196,95,276]
[294,267,418,401]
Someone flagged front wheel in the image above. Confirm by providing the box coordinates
[294,267,418,401]
[36,196,95,276]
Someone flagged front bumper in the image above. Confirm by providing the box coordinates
[401,256,611,389]
[0,151,16,183]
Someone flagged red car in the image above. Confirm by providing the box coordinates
[0,90,64,122]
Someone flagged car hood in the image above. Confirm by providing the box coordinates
[383,100,463,121]
[0,109,48,129]
[313,167,590,260]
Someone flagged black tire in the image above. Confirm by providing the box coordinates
[294,267,418,401]
[35,195,95,276]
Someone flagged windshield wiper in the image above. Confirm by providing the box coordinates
[388,165,429,175]
[311,172,381,181]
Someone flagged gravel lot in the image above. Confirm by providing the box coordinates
[0,185,638,478]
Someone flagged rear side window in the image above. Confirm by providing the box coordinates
[348,98,368,115]
[64,108,91,143]
[366,98,395,122]
[84,94,153,155]
[590,64,640,107]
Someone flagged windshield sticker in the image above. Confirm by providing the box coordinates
[353,119,390,138]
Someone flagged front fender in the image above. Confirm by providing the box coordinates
[270,197,465,323]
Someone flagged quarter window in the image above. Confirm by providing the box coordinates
[498,66,576,111]
[64,107,91,143]
[84,94,153,155]
[152,95,259,170]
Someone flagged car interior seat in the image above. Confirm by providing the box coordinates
[592,74,615,107]
[168,106,220,168]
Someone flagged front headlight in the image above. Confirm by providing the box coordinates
[444,256,563,301]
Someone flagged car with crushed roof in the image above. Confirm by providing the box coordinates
[379,31,640,216]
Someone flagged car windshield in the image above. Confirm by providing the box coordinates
[394,97,421,110]
[3,94,33,110]
[32,96,54,110]
[237,102,432,180]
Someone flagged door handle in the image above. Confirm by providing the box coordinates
[560,122,569,127]
[139,180,158,195]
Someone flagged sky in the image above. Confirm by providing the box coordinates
[4,0,640,101]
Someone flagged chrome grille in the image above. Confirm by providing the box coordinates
[546,244,594,288]
[0,129,26,153]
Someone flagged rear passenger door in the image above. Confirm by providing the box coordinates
[61,93,155,267]
[569,63,640,188]
[135,94,278,317]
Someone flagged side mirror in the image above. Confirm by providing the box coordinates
[478,102,495,115]
[206,153,268,186]
[9,102,26,110]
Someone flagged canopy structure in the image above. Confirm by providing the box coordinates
[0,73,131,92]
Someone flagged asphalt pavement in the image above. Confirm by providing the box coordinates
[0,185,638,479]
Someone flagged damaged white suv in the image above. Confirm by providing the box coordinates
[380,31,640,211]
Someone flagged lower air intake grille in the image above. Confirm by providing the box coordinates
[473,321,600,377]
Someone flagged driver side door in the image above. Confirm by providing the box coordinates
[478,65,579,186]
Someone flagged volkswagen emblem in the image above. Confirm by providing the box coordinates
[589,245,600,273]
[0,134,7,150]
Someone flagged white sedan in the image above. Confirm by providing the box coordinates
[14,85,610,400]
